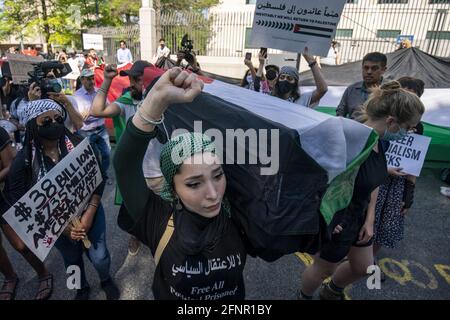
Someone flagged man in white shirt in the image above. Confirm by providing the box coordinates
[156,38,171,60]
[73,68,111,181]
[117,40,133,65]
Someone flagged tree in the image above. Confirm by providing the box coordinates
[0,0,38,47]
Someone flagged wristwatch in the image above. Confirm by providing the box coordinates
[308,61,317,68]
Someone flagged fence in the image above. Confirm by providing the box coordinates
[87,25,140,64]
[90,0,450,64]
[161,1,450,62]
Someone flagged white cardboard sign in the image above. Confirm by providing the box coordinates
[249,0,346,56]
[82,33,104,51]
[385,133,432,177]
[3,139,102,261]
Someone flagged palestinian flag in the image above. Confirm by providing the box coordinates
[96,65,377,261]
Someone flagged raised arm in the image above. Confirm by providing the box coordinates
[303,48,328,106]
[91,64,122,118]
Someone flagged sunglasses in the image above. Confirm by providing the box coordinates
[40,115,64,127]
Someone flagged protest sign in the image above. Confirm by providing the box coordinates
[82,33,104,51]
[3,139,102,261]
[249,0,346,56]
[385,133,431,177]
[5,54,44,85]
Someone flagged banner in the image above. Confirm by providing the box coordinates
[385,133,431,177]
[249,0,346,56]
[5,54,44,85]
[3,139,102,261]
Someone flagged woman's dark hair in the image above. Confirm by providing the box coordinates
[240,68,258,88]
[397,76,425,97]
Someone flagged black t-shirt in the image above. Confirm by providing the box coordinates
[120,193,247,300]
[337,140,388,224]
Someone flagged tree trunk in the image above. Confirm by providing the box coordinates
[154,0,162,42]
[40,0,51,44]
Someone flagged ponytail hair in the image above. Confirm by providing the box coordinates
[356,81,425,124]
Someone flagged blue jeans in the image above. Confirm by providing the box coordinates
[55,204,111,289]
[78,125,111,178]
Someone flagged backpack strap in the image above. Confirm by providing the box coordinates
[154,214,174,267]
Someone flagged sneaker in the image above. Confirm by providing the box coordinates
[101,278,120,300]
[440,186,450,198]
[128,236,141,256]
[74,286,91,300]
[319,283,345,301]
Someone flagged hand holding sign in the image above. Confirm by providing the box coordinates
[385,133,431,177]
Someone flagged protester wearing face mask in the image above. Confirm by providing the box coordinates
[240,62,258,91]
[272,48,327,108]
[372,77,426,281]
[299,81,425,300]
[254,52,279,95]
[2,99,119,300]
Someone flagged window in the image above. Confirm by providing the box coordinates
[429,0,450,4]
[426,31,450,40]
[377,29,401,38]
[346,0,359,3]
[336,29,353,38]
[246,0,257,4]
[378,0,408,3]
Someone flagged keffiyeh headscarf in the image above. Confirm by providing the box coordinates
[23,99,65,124]
[157,132,232,255]
[159,132,216,202]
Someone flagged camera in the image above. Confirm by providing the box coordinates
[180,34,195,64]
[28,61,72,98]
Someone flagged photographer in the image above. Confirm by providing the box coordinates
[27,65,83,132]
[175,35,203,75]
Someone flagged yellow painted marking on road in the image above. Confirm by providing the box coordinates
[379,258,412,286]
[434,264,450,285]
[295,252,314,266]
[402,260,438,290]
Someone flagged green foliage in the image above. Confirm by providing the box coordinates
[0,0,219,47]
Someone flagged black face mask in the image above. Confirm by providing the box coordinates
[38,122,65,140]
[276,80,296,96]
[266,69,278,81]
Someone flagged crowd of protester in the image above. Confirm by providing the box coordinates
[0,40,446,301]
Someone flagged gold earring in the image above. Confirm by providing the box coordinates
[175,197,182,211]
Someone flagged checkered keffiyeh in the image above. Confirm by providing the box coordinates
[24,99,63,124]
[159,132,216,202]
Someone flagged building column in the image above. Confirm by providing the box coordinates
[139,0,156,62]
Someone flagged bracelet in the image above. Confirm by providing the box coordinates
[308,61,317,68]
[98,87,108,94]
[138,109,164,125]
[88,203,98,208]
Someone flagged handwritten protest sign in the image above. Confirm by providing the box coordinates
[3,139,102,261]
[82,33,104,51]
[385,133,431,177]
[249,0,346,56]
[5,54,44,85]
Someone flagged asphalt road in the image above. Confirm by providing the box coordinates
[2,161,449,300]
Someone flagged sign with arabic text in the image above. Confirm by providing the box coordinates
[249,0,347,56]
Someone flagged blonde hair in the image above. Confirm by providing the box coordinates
[355,81,425,124]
